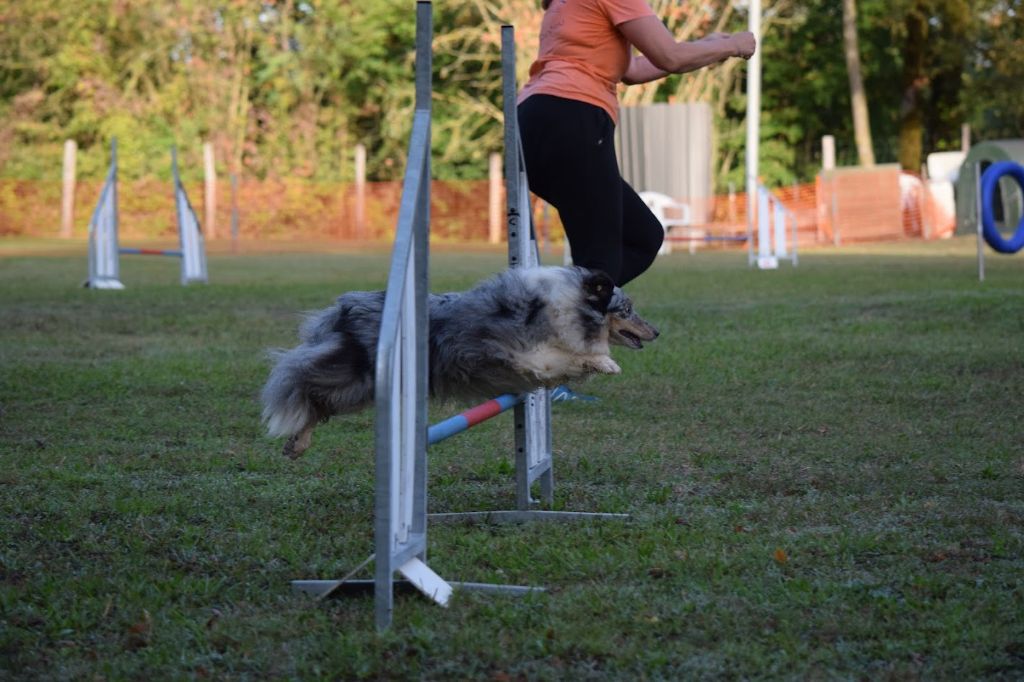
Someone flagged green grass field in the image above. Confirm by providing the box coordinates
[2,238,1022,679]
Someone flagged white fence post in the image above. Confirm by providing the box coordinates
[489,152,503,244]
[61,140,77,239]
[354,143,367,239]
[203,141,217,239]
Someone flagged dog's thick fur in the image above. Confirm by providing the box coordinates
[261,266,658,458]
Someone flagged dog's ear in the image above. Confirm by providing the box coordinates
[582,269,615,313]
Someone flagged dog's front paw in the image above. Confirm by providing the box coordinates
[590,355,621,375]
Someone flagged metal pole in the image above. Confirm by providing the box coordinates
[502,25,532,508]
[745,0,762,267]
[976,162,985,283]
[502,26,522,270]
[501,25,557,510]
[412,0,432,567]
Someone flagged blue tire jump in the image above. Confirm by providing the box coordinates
[981,161,1024,254]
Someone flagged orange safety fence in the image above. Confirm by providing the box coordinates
[0,167,957,246]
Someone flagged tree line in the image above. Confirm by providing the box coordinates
[1,0,1020,191]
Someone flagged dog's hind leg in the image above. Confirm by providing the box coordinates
[282,421,316,459]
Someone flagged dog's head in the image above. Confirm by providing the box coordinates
[607,287,659,349]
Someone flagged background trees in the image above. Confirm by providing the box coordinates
[0,0,1020,190]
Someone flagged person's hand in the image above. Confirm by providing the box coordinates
[704,32,732,41]
[730,31,756,59]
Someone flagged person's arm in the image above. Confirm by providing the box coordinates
[620,17,756,85]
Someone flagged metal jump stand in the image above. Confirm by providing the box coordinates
[292,7,626,631]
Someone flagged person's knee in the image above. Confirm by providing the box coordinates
[635,213,665,256]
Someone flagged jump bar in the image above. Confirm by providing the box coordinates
[119,247,184,257]
[427,393,522,446]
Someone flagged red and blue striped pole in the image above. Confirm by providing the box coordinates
[119,247,183,257]
[427,393,522,446]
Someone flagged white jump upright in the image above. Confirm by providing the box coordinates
[498,25,628,522]
[171,146,209,285]
[368,1,438,627]
[87,138,123,289]
[747,184,798,269]
[85,140,208,289]
[501,25,556,513]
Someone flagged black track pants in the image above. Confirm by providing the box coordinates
[517,94,664,287]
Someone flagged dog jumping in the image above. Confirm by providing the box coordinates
[260,266,659,458]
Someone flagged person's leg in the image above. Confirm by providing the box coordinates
[617,181,666,286]
[518,95,625,282]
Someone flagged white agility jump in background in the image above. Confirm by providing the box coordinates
[748,184,799,269]
[86,139,208,289]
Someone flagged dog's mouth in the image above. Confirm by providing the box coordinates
[610,328,646,349]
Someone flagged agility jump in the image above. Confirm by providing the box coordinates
[86,139,208,289]
[747,184,798,269]
[973,160,1024,281]
[290,5,628,630]
[291,2,532,624]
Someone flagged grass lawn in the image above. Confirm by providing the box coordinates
[1,237,1022,679]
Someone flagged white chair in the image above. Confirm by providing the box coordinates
[638,191,704,255]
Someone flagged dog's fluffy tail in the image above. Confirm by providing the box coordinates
[261,332,377,438]
[260,345,325,438]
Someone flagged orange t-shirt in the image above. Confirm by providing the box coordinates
[517,0,655,125]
